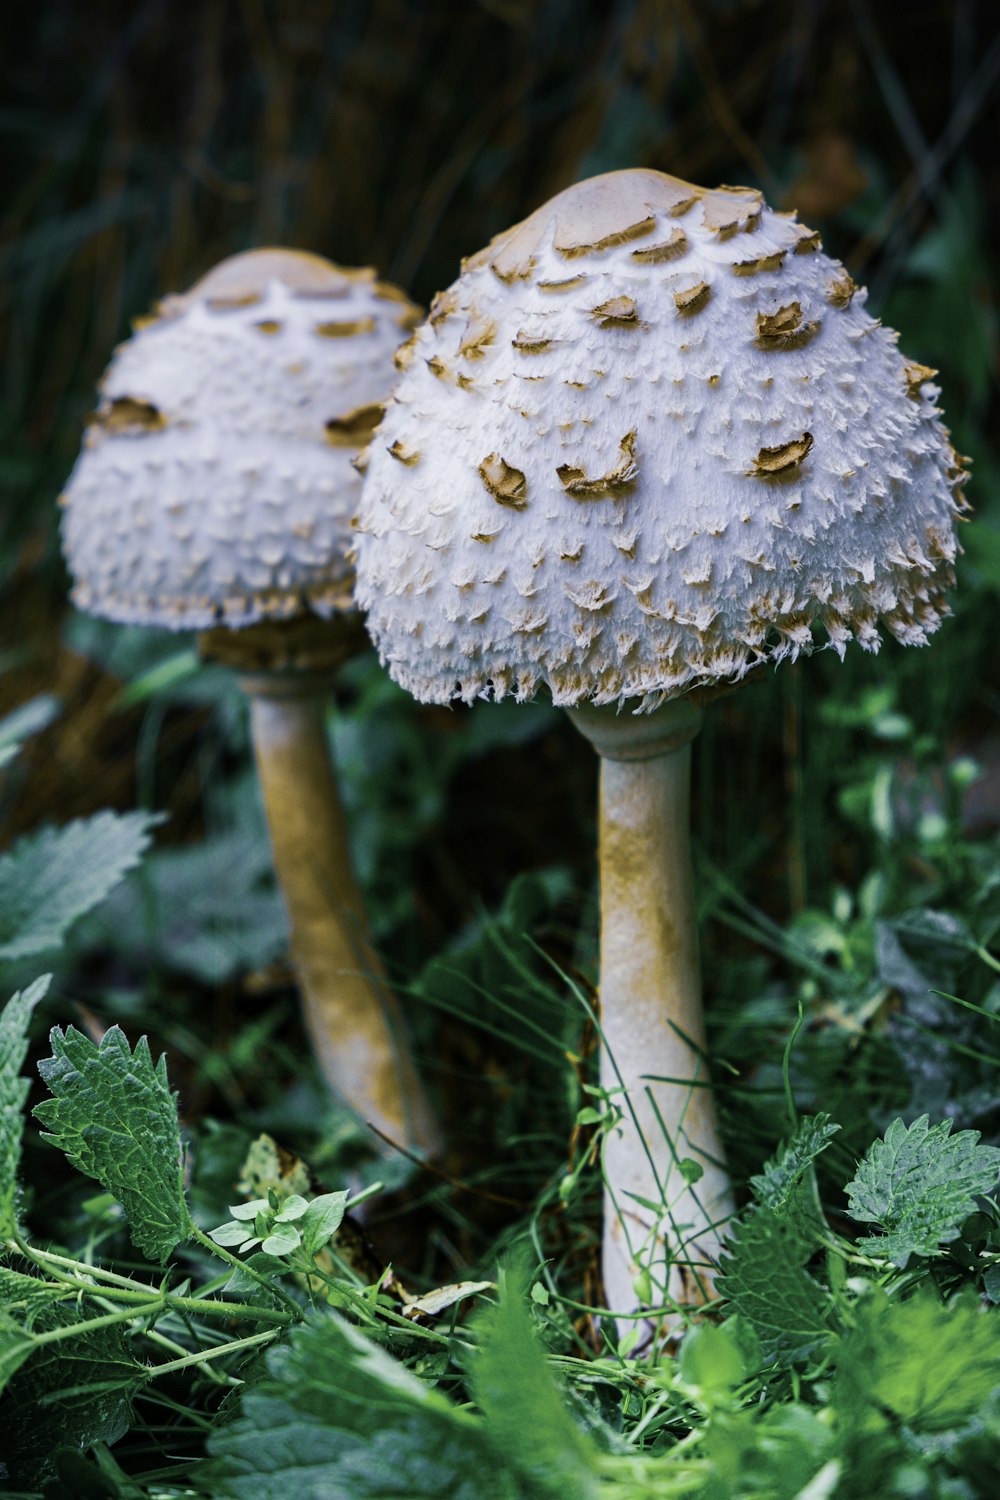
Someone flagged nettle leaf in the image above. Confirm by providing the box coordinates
[835,1291,1000,1433]
[0,975,51,1236]
[0,810,161,961]
[468,1266,601,1500]
[203,1313,523,1500]
[0,1294,143,1486]
[845,1115,1000,1268]
[34,1025,192,1263]
[749,1114,841,1215]
[716,1185,835,1366]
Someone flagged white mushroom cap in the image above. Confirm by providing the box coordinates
[61,249,419,630]
[354,170,969,711]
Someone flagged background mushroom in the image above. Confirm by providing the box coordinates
[60,248,440,1161]
[353,169,968,1319]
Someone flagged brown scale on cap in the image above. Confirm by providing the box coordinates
[751,432,814,476]
[388,439,421,466]
[631,228,689,264]
[316,317,377,338]
[479,454,528,508]
[591,296,640,326]
[538,275,588,293]
[827,273,857,308]
[674,282,711,315]
[512,331,555,353]
[731,250,787,276]
[904,361,939,399]
[755,303,821,349]
[459,314,497,358]
[90,396,166,436]
[324,405,384,448]
[557,430,638,497]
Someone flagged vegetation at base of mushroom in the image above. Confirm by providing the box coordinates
[3,607,1000,1492]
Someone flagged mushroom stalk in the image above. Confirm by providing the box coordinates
[568,699,734,1321]
[244,671,440,1159]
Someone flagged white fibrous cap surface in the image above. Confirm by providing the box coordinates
[354,170,969,711]
[62,250,419,629]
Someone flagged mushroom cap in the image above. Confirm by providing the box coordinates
[61,248,419,630]
[354,169,969,711]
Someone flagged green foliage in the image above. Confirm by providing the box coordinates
[749,1113,841,1213]
[716,1186,835,1367]
[209,1189,349,1260]
[717,1120,840,1365]
[836,1290,1000,1434]
[0,974,50,1235]
[203,1313,522,1500]
[93,795,289,986]
[845,1115,1000,1267]
[468,1262,601,1499]
[0,811,162,961]
[0,692,60,770]
[33,1024,192,1262]
[1,1271,143,1484]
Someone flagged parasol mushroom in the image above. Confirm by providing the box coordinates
[352,169,968,1319]
[60,248,440,1160]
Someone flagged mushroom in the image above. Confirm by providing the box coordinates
[353,170,968,1319]
[60,248,440,1160]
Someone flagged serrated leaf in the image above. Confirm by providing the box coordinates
[716,1186,835,1366]
[468,1263,601,1499]
[203,1312,523,1499]
[749,1114,840,1214]
[845,1115,1000,1267]
[33,1025,192,1263]
[0,975,51,1235]
[0,811,161,961]
[835,1291,1000,1432]
[0,1293,142,1486]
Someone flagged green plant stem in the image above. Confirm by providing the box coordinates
[7,1302,156,1349]
[144,1327,280,1378]
[10,1238,151,1290]
[11,1237,296,1326]
[191,1225,301,1314]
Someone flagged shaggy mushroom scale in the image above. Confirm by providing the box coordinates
[354,169,967,1323]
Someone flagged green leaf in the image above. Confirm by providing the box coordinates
[0,975,51,1235]
[0,693,60,770]
[468,1263,601,1499]
[0,1288,142,1486]
[210,1221,255,1248]
[845,1115,1000,1267]
[261,1223,302,1257]
[835,1290,1000,1432]
[679,1319,752,1394]
[203,1312,523,1499]
[0,811,161,961]
[716,1186,835,1366]
[33,1025,192,1263]
[299,1192,348,1255]
[749,1114,840,1214]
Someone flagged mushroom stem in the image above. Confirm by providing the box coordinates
[568,699,734,1323]
[244,673,440,1159]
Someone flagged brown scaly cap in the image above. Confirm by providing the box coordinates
[355,169,967,712]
